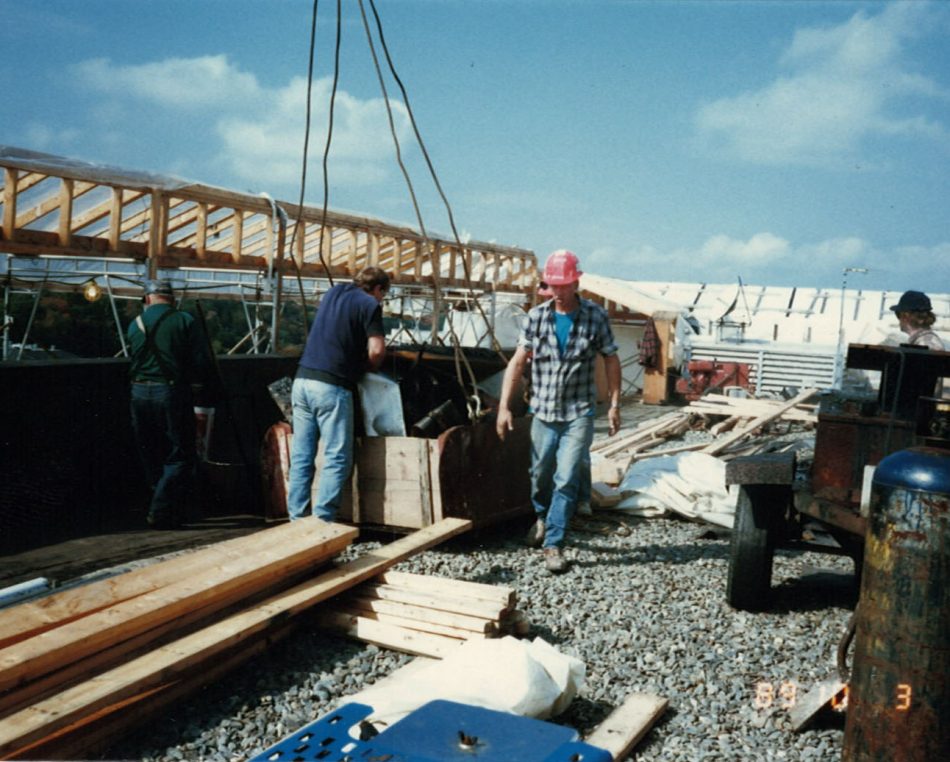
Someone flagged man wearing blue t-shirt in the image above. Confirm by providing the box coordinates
[287,267,390,521]
[496,250,622,573]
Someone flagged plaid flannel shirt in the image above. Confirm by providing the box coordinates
[519,297,618,422]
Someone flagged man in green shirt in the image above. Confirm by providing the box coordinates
[127,279,212,529]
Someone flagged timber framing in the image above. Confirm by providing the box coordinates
[0,147,538,298]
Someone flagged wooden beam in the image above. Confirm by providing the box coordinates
[317,610,465,658]
[2,168,16,241]
[584,693,668,760]
[376,571,515,609]
[341,595,496,634]
[0,522,357,695]
[700,388,817,456]
[57,178,74,248]
[0,518,470,757]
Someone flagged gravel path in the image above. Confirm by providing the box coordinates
[105,512,857,762]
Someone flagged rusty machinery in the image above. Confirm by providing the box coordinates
[724,343,950,756]
[723,343,950,611]
[674,359,752,402]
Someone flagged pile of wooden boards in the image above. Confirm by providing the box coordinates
[321,570,528,658]
[591,389,817,489]
[0,517,471,760]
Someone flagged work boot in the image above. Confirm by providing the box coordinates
[525,518,546,548]
[576,501,593,516]
[543,547,569,574]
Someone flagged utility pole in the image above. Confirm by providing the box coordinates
[835,267,869,389]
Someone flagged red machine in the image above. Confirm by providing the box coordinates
[675,360,751,401]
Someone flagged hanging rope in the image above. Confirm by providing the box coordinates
[315,0,343,290]
[285,0,322,331]
[358,0,503,420]
[366,0,510,363]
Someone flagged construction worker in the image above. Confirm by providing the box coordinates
[128,279,213,529]
[496,250,622,573]
[287,266,390,521]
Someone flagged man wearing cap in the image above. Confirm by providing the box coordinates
[496,250,622,573]
[287,266,390,522]
[889,290,944,351]
[127,279,213,529]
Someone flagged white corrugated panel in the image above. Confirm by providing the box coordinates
[688,342,837,395]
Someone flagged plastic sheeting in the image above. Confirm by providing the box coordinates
[343,636,586,730]
[608,452,736,528]
[358,372,407,436]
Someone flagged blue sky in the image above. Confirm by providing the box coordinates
[2,0,948,293]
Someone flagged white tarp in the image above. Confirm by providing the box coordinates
[607,452,736,528]
[343,636,586,730]
[358,372,406,436]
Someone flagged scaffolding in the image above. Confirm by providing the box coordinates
[1,147,539,358]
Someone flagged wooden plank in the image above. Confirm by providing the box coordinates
[356,437,432,529]
[2,168,16,240]
[318,610,465,658]
[325,605,488,642]
[584,693,668,760]
[108,187,123,252]
[57,178,74,248]
[342,595,495,634]
[0,520,332,649]
[9,619,300,761]
[0,518,471,757]
[701,388,817,456]
[359,583,507,621]
[0,522,357,695]
[376,571,515,609]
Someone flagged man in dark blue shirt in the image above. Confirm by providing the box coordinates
[288,266,390,521]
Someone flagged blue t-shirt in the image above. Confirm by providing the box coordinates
[553,309,577,357]
[299,283,384,387]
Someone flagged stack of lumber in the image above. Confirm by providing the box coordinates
[320,570,528,658]
[0,517,471,760]
[591,390,818,487]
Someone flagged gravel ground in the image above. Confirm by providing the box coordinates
[104,511,857,762]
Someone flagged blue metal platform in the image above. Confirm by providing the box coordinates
[249,699,613,762]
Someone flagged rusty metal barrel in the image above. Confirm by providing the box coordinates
[843,446,950,760]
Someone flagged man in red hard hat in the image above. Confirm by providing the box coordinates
[496,250,622,573]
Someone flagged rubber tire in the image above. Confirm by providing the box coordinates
[726,485,780,611]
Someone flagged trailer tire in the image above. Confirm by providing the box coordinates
[726,485,781,611]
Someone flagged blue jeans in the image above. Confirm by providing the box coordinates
[130,382,196,521]
[530,415,595,548]
[287,377,354,520]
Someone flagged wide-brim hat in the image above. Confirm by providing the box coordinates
[889,290,932,313]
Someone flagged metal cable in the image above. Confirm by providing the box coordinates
[362,0,503,418]
[366,0,510,363]
[315,0,343,290]
[286,0,322,330]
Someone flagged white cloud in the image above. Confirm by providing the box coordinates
[699,233,790,264]
[73,55,263,108]
[696,3,948,165]
[23,123,80,151]
[72,55,412,189]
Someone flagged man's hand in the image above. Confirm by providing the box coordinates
[496,407,514,441]
[608,405,621,437]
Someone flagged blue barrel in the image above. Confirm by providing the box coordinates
[843,447,950,760]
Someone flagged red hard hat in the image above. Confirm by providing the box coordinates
[543,249,582,285]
